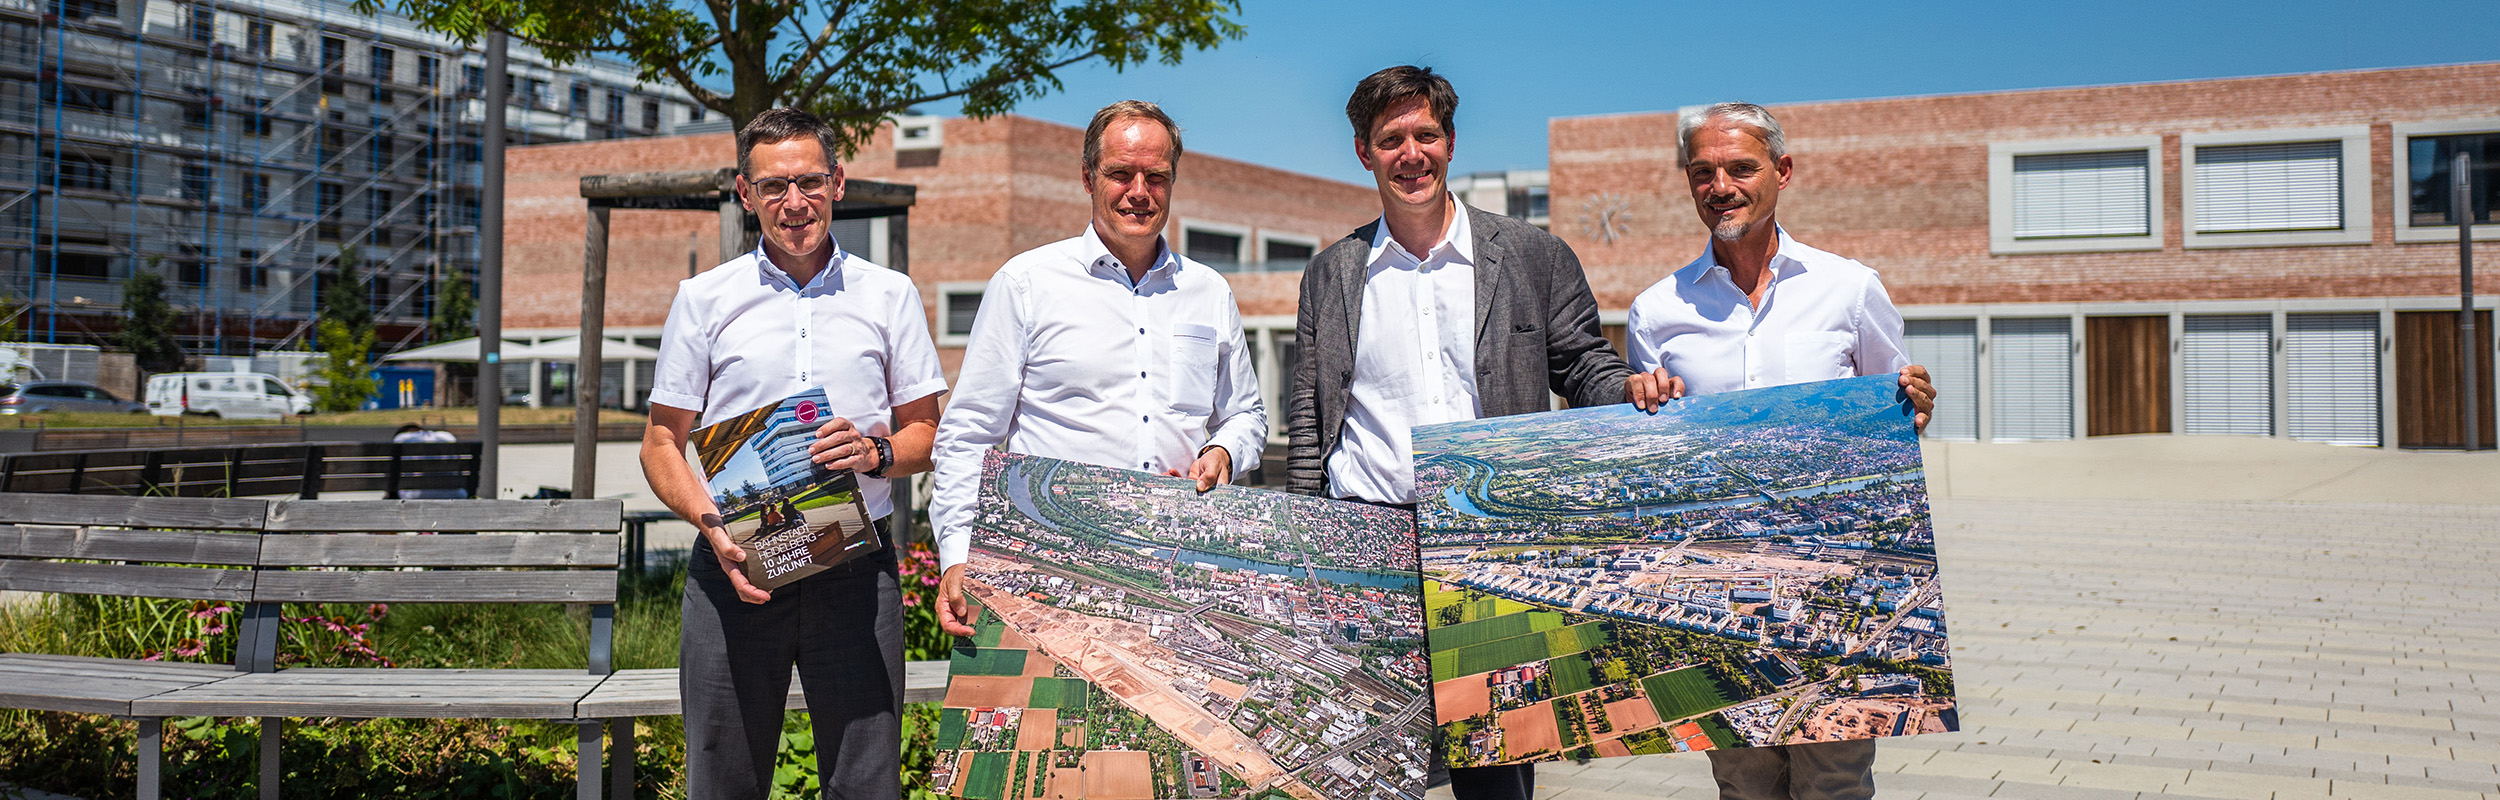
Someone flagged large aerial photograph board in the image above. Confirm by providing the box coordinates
[1413,373,1956,767]
[936,451,1430,800]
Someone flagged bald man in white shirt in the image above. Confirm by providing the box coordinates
[1625,102,1935,800]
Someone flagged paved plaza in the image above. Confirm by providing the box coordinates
[1434,437,2500,800]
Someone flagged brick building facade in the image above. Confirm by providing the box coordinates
[501,114,1380,412]
[1549,63,2500,448]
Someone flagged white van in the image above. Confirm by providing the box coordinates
[146,372,313,419]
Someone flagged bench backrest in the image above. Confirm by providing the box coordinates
[248,499,625,673]
[0,441,484,499]
[0,494,271,670]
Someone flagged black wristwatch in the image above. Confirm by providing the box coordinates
[863,435,894,479]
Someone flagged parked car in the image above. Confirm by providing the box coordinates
[0,381,146,415]
[145,372,312,419]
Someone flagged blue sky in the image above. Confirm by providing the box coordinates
[918,0,2498,186]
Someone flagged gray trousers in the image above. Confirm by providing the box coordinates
[681,521,902,800]
[1706,739,1877,800]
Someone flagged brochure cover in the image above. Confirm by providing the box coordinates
[1412,374,1955,766]
[688,388,879,591]
[935,451,1430,800]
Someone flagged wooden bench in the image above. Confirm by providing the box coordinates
[0,494,273,800]
[0,492,950,800]
[0,441,483,499]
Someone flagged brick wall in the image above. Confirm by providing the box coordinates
[1548,63,2500,311]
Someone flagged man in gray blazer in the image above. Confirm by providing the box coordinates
[1285,65,1661,800]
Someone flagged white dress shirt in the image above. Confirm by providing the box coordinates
[929,227,1267,569]
[1626,227,1909,395]
[648,244,949,520]
[1326,200,1480,504]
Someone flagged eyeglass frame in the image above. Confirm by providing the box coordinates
[742,172,838,201]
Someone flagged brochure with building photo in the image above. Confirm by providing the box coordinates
[1412,373,1956,766]
[689,388,879,591]
[936,451,1430,800]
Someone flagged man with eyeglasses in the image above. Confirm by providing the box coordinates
[927,99,1267,636]
[641,107,948,799]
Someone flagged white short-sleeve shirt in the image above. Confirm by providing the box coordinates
[1626,227,1910,396]
[648,244,948,519]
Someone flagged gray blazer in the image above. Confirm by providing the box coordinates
[1286,205,1632,498]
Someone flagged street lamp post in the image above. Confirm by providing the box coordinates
[2458,152,2480,452]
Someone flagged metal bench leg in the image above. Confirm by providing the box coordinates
[577,721,603,800]
[260,717,280,800]
[136,718,162,800]
[608,718,635,800]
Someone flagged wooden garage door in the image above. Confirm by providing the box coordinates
[2086,316,2170,436]
[2395,310,2496,449]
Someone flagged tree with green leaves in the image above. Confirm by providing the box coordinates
[353,0,1244,154]
[311,247,377,412]
[120,261,187,375]
[310,318,379,413]
[428,266,478,343]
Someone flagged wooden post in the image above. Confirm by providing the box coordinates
[577,206,609,497]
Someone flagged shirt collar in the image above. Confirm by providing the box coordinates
[1688,225,1797,285]
[1366,193,1475,270]
[753,240,847,293]
[1080,224,1180,282]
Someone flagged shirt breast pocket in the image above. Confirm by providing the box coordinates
[1783,331,1857,384]
[1167,323,1219,416]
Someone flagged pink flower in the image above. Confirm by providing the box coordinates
[189,601,231,619]
[903,594,921,607]
[141,651,164,662]
[172,639,205,658]
[366,604,389,620]
[203,620,228,636]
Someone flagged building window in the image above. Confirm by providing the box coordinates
[937,284,986,345]
[1989,138,2162,254]
[181,162,212,202]
[2409,132,2499,227]
[239,249,265,289]
[368,137,391,172]
[244,173,268,211]
[1261,237,1316,271]
[53,252,113,280]
[2014,151,2149,238]
[641,100,660,130]
[368,188,392,224]
[1506,184,1549,221]
[571,85,590,115]
[369,47,394,83]
[320,36,344,67]
[416,55,437,90]
[2181,129,2369,248]
[180,98,210,128]
[62,0,115,21]
[177,246,209,285]
[606,93,624,125]
[187,5,212,41]
[42,79,118,114]
[51,153,114,191]
[247,20,272,57]
[1184,228,1244,268]
[687,103,704,122]
[462,65,483,94]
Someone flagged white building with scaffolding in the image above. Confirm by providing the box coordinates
[0,0,704,358]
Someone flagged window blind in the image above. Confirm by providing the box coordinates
[2194,141,2341,233]
[2012,150,2150,239]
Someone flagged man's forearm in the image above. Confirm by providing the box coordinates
[640,427,719,528]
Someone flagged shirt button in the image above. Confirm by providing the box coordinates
[1140,372,1147,378]
[1142,415,1149,422]
[1139,328,1146,335]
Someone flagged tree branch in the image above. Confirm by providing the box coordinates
[772,0,857,97]
[820,47,1103,122]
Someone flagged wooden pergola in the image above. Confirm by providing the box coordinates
[573,169,918,531]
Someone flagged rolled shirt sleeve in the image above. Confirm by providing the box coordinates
[1854,271,1912,376]
[1205,296,1268,479]
[884,281,951,409]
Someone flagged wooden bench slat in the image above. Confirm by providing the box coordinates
[0,654,236,716]
[258,534,618,567]
[0,525,262,564]
[0,561,256,601]
[265,500,622,533]
[253,570,616,603]
[0,494,268,529]
[576,661,953,717]
[133,668,603,719]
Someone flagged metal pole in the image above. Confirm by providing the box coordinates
[476,32,507,494]
[2459,151,2480,451]
[575,205,607,497]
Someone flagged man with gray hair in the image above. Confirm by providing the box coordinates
[928,99,1268,635]
[1623,102,1936,799]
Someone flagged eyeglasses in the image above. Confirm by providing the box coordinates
[747,172,834,199]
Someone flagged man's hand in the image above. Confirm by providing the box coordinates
[1187,446,1232,493]
[808,416,876,473]
[936,564,977,637]
[1898,365,1936,433]
[700,513,773,604]
[1627,367,1685,412]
